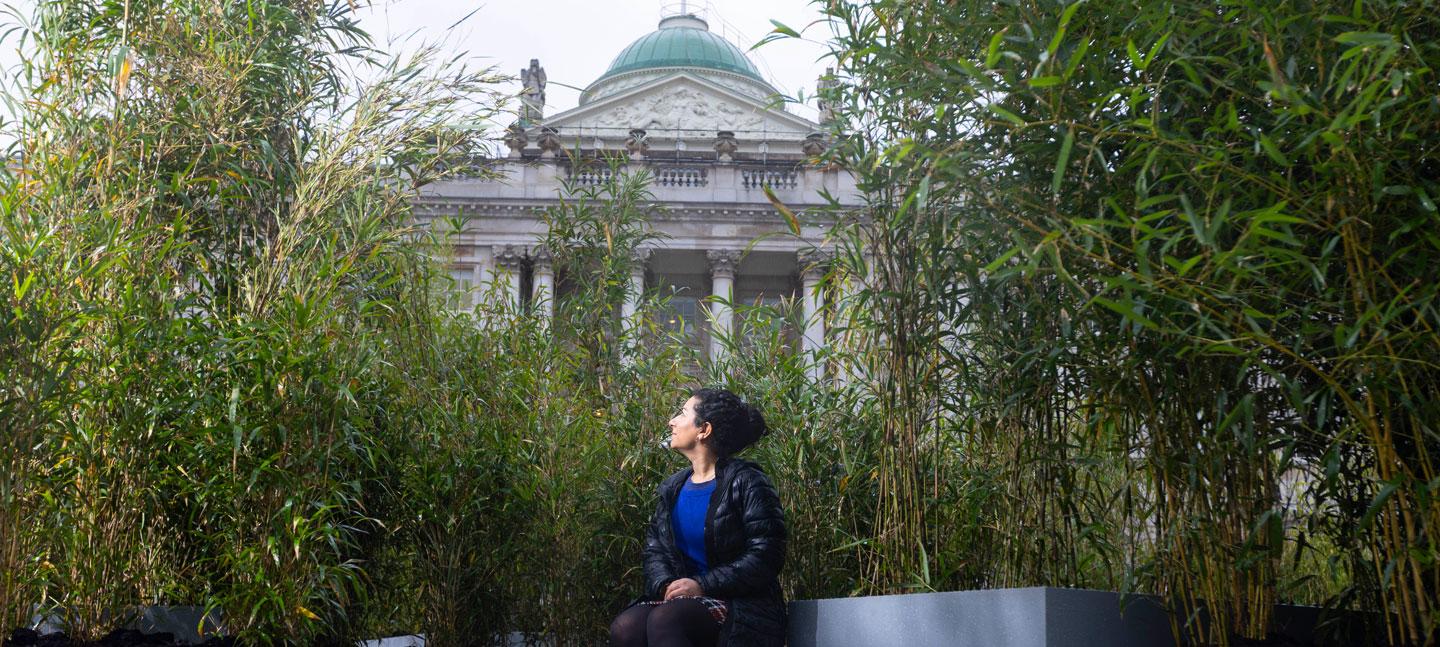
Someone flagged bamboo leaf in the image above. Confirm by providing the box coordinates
[767,19,801,38]
[1415,187,1436,213]
[12,271,34,301]
[1361,480,1401,529]
[988,103,1026,126]
[764,185,802,235]
[1059,0,1085,29]
[1146,33,1170,66]
[1335,31,1398,48]
[1063,37,1091,79]
[984,246,1021,273]
[1052,127,1074,194]
[986,28,1008,68]
[1258,133,1291,166]
[1091,296,1160,331]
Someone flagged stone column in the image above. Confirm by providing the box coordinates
[472,246,495,293]
[799,249,831,381]
[493,245,524,310]
[706,249,740,361]
[531,246,554,320]
[622,247,651,331]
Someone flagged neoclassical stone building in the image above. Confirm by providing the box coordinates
[416,10,860,376]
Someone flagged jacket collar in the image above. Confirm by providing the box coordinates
[663,456,754,504]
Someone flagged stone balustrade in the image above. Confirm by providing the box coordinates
[426,158,857,209]
[654,165,708,188]
[741,167,798,190]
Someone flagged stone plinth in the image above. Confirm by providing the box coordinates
[787,587,1370,647]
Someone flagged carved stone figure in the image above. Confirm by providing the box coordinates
[713,130,739,161]
[521,58,547,124]
[802,133,829,158]
[588,86,781,133]
[537,127,562,158]
[817,67,838,126]
[625,128,650,158]
[504,123,528,157]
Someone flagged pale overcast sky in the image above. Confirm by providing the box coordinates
[0,0,834,125]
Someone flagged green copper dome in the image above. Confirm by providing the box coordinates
[596,15,767,84]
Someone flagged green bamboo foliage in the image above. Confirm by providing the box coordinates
[0,0,505,641]
[4,0,1436,644]
[707,297,879,599]
[813,0,1438,643]
[391,161,702,646]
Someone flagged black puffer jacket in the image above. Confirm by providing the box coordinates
[642,457,787,646]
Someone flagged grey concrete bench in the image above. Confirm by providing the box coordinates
[786,587,1360,647]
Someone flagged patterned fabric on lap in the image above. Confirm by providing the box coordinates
[639,595,729,626]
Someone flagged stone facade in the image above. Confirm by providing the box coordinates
[417,11,862,378]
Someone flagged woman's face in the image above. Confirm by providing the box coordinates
[667,396,710,452]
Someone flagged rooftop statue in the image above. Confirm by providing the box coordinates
[521,58,547,124]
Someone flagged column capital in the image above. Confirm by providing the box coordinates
[529,245,554,272]
[527,243,552,270]
[797,248,833,281]
[707,249,740,280]
[494,245,525,270]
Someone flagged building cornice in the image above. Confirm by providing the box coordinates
[548,72,820,135]
[412,198,844,224]
[580,66,777,105]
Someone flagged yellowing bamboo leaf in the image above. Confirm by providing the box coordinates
[768,19,801,39]
[115,56,133,98]
[764,185,801,235]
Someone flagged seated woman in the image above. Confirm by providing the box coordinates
[609,388,788,647]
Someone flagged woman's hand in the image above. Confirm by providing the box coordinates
[663,577,704,600]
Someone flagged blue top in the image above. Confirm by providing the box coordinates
[672,477,717,575]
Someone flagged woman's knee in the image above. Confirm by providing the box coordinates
[646,600,719,646]
[644,600,701,634]
[610,606,649,646]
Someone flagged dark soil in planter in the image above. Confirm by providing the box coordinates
[4,629,238,647]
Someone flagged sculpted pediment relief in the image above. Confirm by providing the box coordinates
[547,75,816,137]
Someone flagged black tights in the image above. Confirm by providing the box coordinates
[609,599,723,647]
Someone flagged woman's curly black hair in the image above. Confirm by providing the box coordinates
[691,387,769,457]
